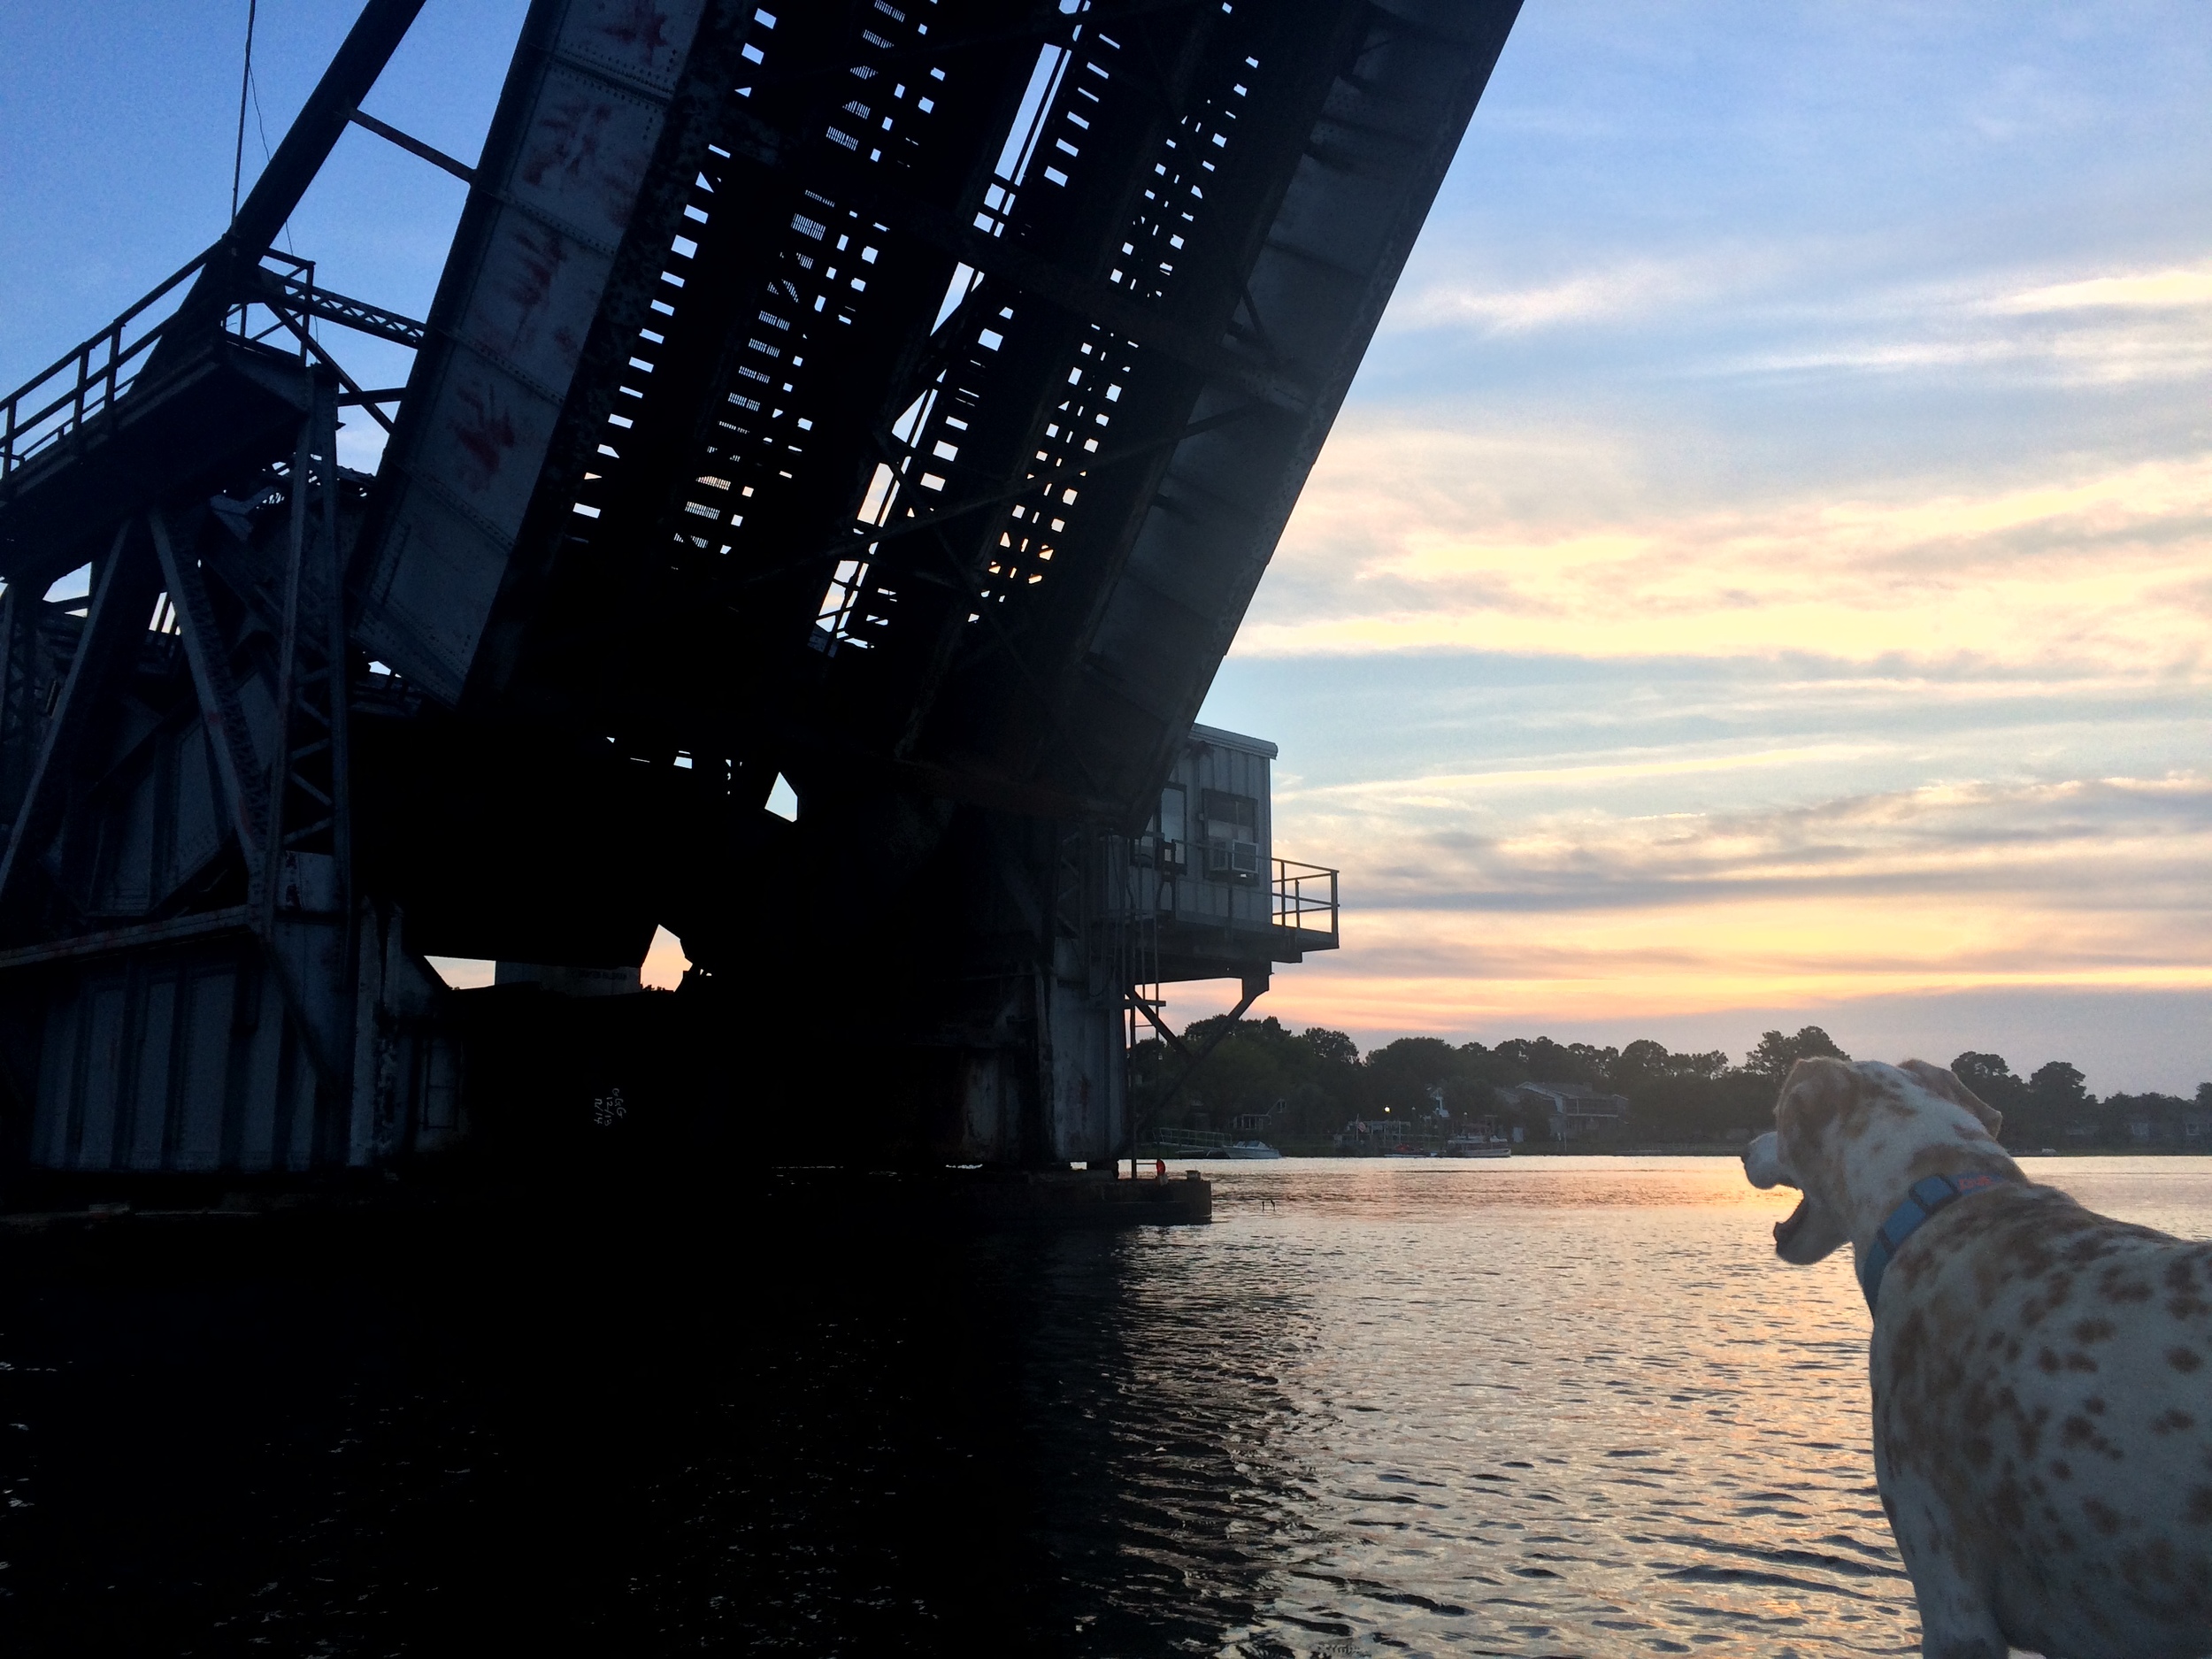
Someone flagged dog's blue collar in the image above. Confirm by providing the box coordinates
[1858,1171,2018,1312]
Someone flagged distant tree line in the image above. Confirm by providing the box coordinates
[1947,1053,2212,1150]
[1133,1019,2212,1152]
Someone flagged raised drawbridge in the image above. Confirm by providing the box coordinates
[0,0,1519,1189]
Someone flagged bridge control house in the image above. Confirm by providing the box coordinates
[943,720,1337,1173]
[1130,724,1339,993]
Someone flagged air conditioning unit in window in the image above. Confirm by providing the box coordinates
[1206,838,1261,879]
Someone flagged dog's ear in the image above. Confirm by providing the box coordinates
[1900,1058,2003,1137]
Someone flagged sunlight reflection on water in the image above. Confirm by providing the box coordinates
[1064,1156,2212,1657]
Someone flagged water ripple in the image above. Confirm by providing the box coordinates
[2,1156,2207,1653]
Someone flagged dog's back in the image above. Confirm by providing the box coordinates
[1872,1182,2212,1657]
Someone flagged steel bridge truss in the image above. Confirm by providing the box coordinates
[0,0,1520,1184]
[379,0,1524,819]
[0,310,452,1179]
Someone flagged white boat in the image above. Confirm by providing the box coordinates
[1443,1136,1511,1159]
[1224,1140,1283,1159]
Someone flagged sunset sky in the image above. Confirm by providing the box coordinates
[4,3,2206,1092]
[1199,2,2212,1093]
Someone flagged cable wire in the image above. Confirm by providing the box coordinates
[231,0,258,222]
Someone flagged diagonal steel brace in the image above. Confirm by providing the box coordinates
[149,511,271,884]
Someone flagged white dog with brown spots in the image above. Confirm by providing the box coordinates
[1743,1056,2212,1659]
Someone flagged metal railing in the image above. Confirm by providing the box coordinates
[0,245,215,482]
[1,245,422,488]
[1272,856,1339,947]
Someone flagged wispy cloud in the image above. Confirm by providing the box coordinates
[1235,931,2212,1038]
[1283,739,1891,802]
[1241,425,2212,672]
[1377,243,2212,389]
[1298,772,2212,913]
[1724,304,2212,387]
[1987,265,2212,315]
[1710,257,2212,386]
[1384,257,1735,334]
[1239,769,2212,1036]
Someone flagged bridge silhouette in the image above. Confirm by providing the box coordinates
[0,0,1519,1198]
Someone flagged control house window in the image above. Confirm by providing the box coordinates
[1148,782,1187,873]
[1201,788,1261,882]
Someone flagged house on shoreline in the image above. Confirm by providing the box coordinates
[1502,1081,1630,1142]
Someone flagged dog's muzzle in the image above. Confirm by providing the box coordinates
[1742,1132,1793,1190]
[1742,1131,1809,1250]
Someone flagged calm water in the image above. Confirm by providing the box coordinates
[4,1156,2209,1655]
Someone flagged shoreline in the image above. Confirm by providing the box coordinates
[1148,1145,2212,1160]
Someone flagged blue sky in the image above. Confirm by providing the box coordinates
[4,3,2207,1091]
[0,0,522,448]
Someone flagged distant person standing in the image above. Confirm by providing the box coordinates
[1155,1158,1166,1179]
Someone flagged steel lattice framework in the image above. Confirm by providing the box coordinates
[0,0,1520,1187]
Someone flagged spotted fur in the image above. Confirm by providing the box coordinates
[1743,1057,2212,1659]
